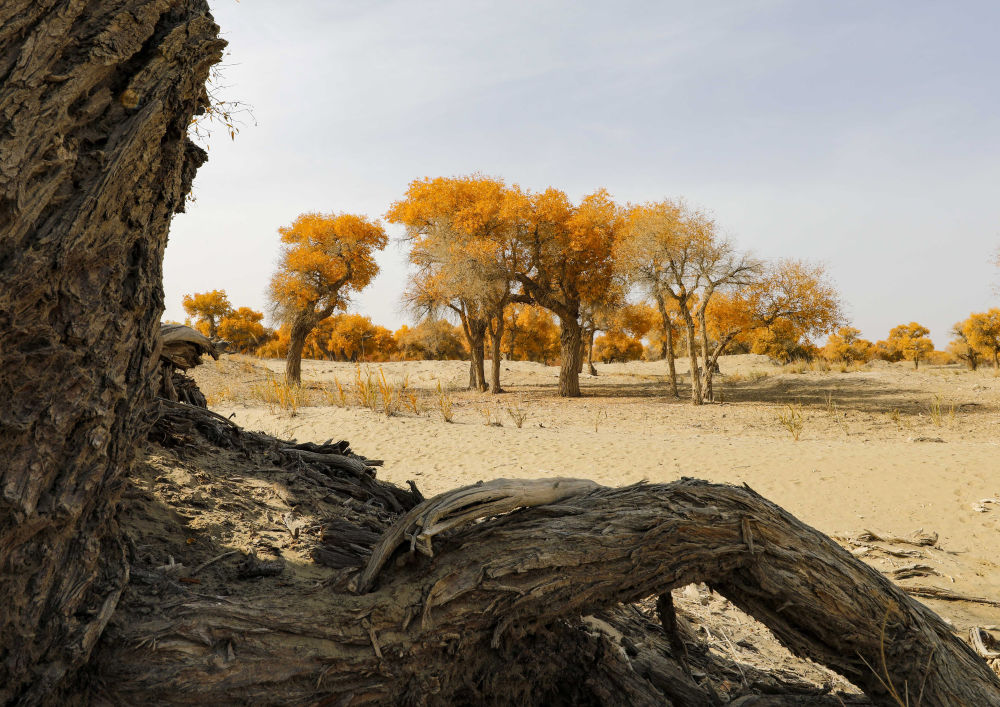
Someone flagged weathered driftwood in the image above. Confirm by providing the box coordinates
[93,460,1000,705]
[0,1,224,702]
[157,323,221,405]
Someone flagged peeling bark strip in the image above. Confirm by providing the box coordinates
[0,1,223,702]
[96,477,1000,705]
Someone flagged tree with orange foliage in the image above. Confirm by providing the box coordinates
[324,314,397,362]
[501,304,560,364]
[821,326,874,364]
[217,306,272,354]
[706,260,842,392]
[593,302,655,364]
[388,175,515,392]
[618,200,722,402]
[743,318,818,362]
[181,289,231,338]
[267,212,387,384]
[394,318,467,360]
[948,322,981,370]
[961,309,1000,369]
[506,187,621,397]
[882,322,934,369]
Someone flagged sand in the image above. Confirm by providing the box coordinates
[193,353,1000,629]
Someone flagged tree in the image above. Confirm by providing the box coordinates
[324,313,397,362]
[704,260,842,391]
[885,322,934,369]
[388,175,516,392]
[0,2,224,700]
[181,289,232,338]
[217,306,273,353]
[949,321,982,370]
[501,304,561,364]
[268,212,387,385]
[963,309,1000,369]
[619,200,718,403]
[507,187,621,397]
[394,318,468,360]
[821,326,874,363]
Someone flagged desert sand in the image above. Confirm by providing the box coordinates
[193,353,1000,630]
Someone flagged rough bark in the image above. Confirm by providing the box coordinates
[488,313,505,393]
[0,1,224,702]
[285,317,313,385]
[93,447,1000,705]
[683,316,703,404]
[698,308,715,402]
[654,294,679,397]
[558,315,583,397]
[585,327,598,376]
[469,330,488,391]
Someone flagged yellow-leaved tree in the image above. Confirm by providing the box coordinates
[267,212,387,384]
[882,322,934,369]
[387,175,515,392]
[705,260,842,387]
[181,289,232,338]
[506,187,621,397]
[820,326,874,363]
[961,308,1000,369]
[217,306,272,353]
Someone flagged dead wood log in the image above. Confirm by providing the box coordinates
[0,2,224,702]
[93,479,1000,705]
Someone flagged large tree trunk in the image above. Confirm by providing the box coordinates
[92,427,1000,707]
[0,1,224,702]
[468,325,488,391]
[285,318,312,385]
[558,315,583,397]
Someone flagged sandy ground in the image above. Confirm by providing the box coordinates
[193,353,1000,630]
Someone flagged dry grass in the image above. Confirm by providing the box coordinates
[478,402,503,427]
[354,365,379,411]
[776,404,804,440]
[435,381,454,423]
[249,375,309,414]
[377,369,402,417]
[506,403,529,428]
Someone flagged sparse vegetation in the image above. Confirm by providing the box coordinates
[777,404,804,440]
[249,374,309,414]
[506,403,528,428]
[435,380,455,423]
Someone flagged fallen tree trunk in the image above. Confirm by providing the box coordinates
[94,436,1000,706]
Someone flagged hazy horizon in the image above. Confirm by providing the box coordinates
[163,0,1000,349]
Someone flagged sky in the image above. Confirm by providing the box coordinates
[163,0,1000,348]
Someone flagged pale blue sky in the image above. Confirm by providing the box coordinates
[164,0,1000,348]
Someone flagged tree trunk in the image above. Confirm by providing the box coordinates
[586,328,598,376]
[468,323,488,391]
[285,319,312,386]
[93,441,1000,706]
[0,2,223,702]
[682,314,703,405]
[655,296,679,398]
[698,308,714,402]
[489,315,505,393]
[558,316,583,397]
